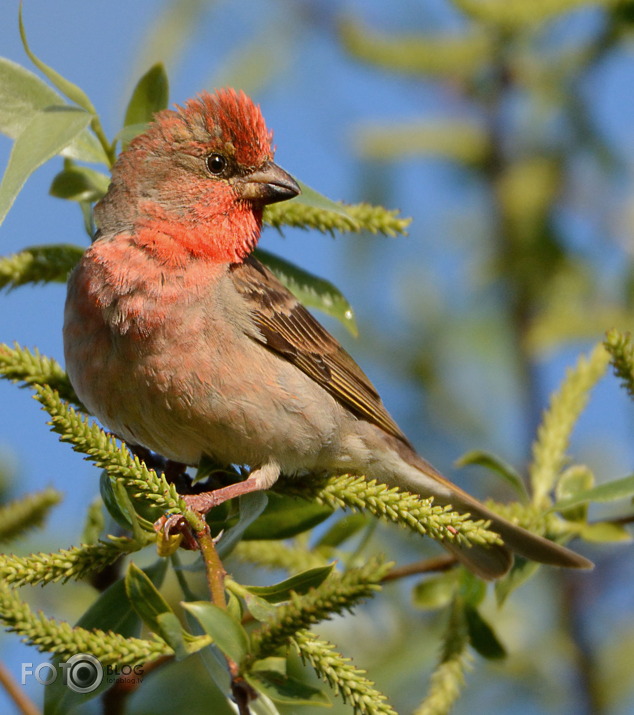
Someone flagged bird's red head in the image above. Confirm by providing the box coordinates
[94,88,299,264]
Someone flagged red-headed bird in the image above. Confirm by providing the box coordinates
[64,89,591,578]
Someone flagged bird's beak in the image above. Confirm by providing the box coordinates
[237,161,301,205]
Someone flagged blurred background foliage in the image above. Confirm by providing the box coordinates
[2,0,634,714]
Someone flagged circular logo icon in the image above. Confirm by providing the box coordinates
[63,653,103,693]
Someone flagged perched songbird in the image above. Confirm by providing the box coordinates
[64,89,591,578]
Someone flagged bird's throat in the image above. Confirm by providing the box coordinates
[130,200,263,266]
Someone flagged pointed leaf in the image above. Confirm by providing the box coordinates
[124,63,169,127]
[495,557,540,606]
[113,122,149,148]
[246,670,331,707]
[552,474,634,512]
[0,57,106,164]
[0,106,91,226]
[19,5,96,114]
[577,522,632,543]
[465,606,506,660]
[124,561,176,635]
[44,560,167,715]
[100,470,133,529]
[182,601,250,665]
[293,180,357,222]
[556,465,594,522]
[216,491,269,558]
[456,450,528,500]
[182,611,232,695]
[155,611,211,660]
[155,611,191,661]
[244,592,278,622]
[0,58,64,138]
[244,564,335,603]
[412,571,458,611]
[251,657,287,675]
[49,165,110,203]
[254,249,358,336]
[242,492,333,540]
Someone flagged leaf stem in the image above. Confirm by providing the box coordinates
[90,117,116,167]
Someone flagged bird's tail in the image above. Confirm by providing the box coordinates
[387,446,593,580]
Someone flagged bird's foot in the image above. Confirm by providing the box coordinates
[153,462,280,550]
[154,513,199,552]
[181,478,266,515]
[181,461,281,516]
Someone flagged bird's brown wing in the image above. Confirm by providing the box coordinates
[230,255,410,445]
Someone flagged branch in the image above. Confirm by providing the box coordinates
[279,474,501,548]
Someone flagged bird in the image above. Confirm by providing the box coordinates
[63,88,592,579]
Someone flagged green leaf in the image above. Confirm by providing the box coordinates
[577,522,632,543]
[242,492,333,540]
[113,122,149,148]
[456,450,528,500]
[294,180,359,223]
[216,491,269,558]
[464,606,506,660]
[182,601,250,665]
[495,557,540,606]
[251,657,287,675]
[552,474,634,512]
[86,559,167,636]
[100,471,133,529]
[49,164,110,203]
[124,63,169,128]
[315,513,369,549]
[246,670,331,707]
[243,592,278,622]
[19,5,96,115]
[254,249,358,336]
[0,106,92,226]
[44,559,167,715]
[124,561,176,636]
[412,571,458,611]
[154,611,211,660]
[556,465,594,522]
[244,565,335,603]
[0,57,106,164]
[226,589,244,623]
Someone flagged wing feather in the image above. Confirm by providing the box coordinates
[230,256,409,444]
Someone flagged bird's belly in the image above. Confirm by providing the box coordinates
[66,313,348,471]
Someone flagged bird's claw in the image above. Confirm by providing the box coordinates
[154,513,200,553]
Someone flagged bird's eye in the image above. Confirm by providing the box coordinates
[206,153,228,176]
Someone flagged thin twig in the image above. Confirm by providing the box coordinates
[0,660,40,715]
[194,521,252,714]
[195,523,227,610]
[382,555,456,583]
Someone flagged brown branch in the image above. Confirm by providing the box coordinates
[0,660,40,715]
[382,554,457,583]
[195,524,228,610]
[194,522,253,715]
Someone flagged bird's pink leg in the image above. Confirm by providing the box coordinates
[183,461,281,516]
